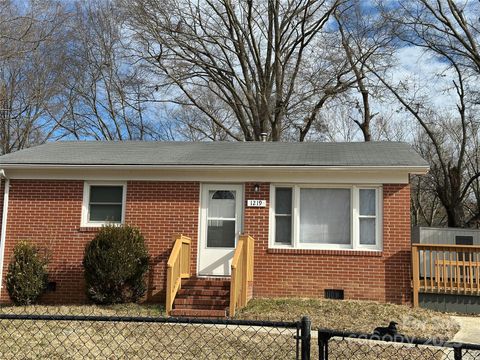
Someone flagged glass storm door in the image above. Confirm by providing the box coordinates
[198,184,243,276]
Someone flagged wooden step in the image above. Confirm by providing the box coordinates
[170,308,227,318]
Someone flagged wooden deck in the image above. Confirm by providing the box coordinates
[412,244,480,307]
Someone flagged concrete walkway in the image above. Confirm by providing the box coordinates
[452,316,480,344]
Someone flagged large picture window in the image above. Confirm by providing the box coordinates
[271,185,382,250]
[82,182,126,227]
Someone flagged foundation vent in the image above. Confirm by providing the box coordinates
[324,289,344,300]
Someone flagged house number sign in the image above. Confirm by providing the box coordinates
[247,200,266,207]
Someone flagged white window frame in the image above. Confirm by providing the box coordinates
[81,181,127,227]
[269,184,383,251]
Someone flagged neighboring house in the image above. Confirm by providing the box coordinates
[0,141,428,315]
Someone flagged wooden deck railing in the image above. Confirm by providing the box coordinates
[412,244,480,307]
[229,235,254,317]
[166,234,192,315]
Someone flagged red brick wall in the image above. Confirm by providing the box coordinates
[125,181,199,302]
[0,180,199,304]
[0,180,411,305]
[244,183,412,304]
[1,180,87,303]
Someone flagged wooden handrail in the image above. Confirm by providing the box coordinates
[166,234,192,315]
[229,235,254,317]
[412,244,480,307]
[414,244,480,251]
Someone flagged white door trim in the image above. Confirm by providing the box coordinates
[197,183,244,276]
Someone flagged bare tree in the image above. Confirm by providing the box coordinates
[169,90,238,141]
[123,0,357,141]
[0,0,71,154]
[372,0,480,227]
[333,0,395,141]
[59,1,170,141]
[411,175,445,227]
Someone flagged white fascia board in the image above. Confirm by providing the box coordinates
[0,163,429,173]
[1,167,423,184]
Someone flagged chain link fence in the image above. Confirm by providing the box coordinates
[318,328,480,360]
[0,306,303,359]
[0,306,478,359]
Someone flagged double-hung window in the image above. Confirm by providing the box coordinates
[271,185,381,250]
[359,189,378,246]
[274,188,293,245]
[82,182,126,227]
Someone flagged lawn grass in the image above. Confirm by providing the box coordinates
[235,298,460,340]
[0,303,165,317]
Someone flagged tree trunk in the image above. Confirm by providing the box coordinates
[446,204,465,228]
[360,121,371,142]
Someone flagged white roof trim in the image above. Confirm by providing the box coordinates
[0,164,429,174]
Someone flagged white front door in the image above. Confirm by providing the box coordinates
[198,184,243,276]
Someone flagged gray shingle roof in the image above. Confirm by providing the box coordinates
[0,141,429,168]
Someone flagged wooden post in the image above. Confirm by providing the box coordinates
[412,245,420,307]
[248,236,254,282]
[229,268,237,317]
[166,266,173,315]
[241,235,249,307]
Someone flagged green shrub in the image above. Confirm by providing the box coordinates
[6,241,49,305]
[83,225,149,304]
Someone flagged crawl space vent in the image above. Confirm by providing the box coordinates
[324,289,344,300]
[46,281,57,292]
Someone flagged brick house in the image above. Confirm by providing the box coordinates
[0,141,428,316]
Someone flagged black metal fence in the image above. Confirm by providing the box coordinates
[0,310,305,359]
[0,308,478,359]
[318,328,480,360]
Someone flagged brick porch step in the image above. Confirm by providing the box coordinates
[174,297,229,306]
[177,288,229,297]
[170,308,227,318]
[174,303,228,310]
[172,278,230,318]
[182,279,230,289]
